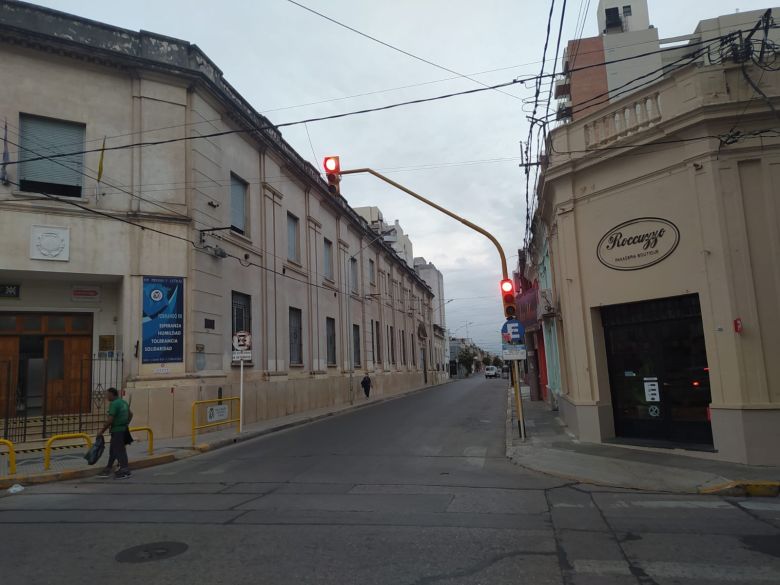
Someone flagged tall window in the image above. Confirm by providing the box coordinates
[230,173,248,235]
[232,292,251,363]
[375,320,381,364]
[623,5,632,16]
[401,330,406,365]
[411,333,416,366]
[287,213,300,261]
[390,325,396,364]
[350,258,358,292]
[19,114,85,198]
[326,317,336,366]
[323,238,334,280]
[352,324,361,367]
[289,307,302,365]
[232,292,251,335]
[369,259,376,285]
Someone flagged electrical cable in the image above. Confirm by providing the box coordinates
[1,29,754,170]
[285,0,524,102]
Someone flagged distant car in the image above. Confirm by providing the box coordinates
[484,366,499,378]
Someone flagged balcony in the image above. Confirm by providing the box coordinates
[584,93,661,148]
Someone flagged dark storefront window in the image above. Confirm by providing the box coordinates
[602,294,712,447]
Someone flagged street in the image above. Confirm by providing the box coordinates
[2,377,779,585]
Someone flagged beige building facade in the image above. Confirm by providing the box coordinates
[0,3,438,442]
[532,55,780,465]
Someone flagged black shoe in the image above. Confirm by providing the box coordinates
[114,470,132,480]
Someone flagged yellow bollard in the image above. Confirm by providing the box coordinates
[44,433,92,471]
[0,438,16,476]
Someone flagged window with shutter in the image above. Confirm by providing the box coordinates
[19,114,86,198]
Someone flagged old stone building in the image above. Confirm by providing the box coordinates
[0,2,437,441]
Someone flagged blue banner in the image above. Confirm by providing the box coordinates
[142,276,184,364]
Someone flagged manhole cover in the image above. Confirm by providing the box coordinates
[116,541,188,563]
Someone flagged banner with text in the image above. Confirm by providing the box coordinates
[142,276,184,364]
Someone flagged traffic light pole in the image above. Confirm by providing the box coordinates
[339,167,526,440]
[339,168,509,279]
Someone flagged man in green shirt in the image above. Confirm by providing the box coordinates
[98,387,133,479]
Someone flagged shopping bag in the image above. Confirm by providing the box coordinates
[84,435,105,465]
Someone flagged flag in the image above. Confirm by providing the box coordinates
[1,119,8,185]
[96,136,106,183]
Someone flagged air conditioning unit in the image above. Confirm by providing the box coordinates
[538,288,556,317]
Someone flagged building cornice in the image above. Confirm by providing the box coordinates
[0,1,433,297]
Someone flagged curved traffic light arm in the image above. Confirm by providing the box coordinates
[339,168,509,280]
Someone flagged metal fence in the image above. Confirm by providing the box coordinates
[1,354,123,443]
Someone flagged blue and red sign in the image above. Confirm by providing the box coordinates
[142,276,184,364]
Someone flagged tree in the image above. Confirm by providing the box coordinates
[492,356,504,367]
[482,355,492,367]
[457,347,476,376]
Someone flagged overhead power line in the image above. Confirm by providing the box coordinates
[285,0,524,102]
[1,28,758,171]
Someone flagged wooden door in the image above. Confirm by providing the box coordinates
[0,337,20,420]
[46,336,92,415]
[66,337,92,414]
[45,337,66,415]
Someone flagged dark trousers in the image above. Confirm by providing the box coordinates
[107,431,129,472]
[362,385,370,398]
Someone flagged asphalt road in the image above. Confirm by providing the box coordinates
[2,376,779,584]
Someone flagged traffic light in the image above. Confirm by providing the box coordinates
[323,156,341,195]
[500,278,516,319]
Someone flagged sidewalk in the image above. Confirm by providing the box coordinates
[1,382,446,488]
[505,387,780,496]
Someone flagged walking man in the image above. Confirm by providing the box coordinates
[98,387,133,479]
[360,373,372,399]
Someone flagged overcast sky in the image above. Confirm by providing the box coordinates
[35,0,774,352]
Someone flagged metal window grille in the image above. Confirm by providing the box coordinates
[232,291,251,335]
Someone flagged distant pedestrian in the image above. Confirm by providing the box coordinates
[98,387,133,479]
[361,373,372,398]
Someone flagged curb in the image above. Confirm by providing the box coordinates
[699,481,780,497]
[0,452,177,489]
[2,380,452,488]
[503,386,779,497]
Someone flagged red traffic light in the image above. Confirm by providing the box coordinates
[323,156,341,195]
[323,156,340,174]
[500,279,516,319]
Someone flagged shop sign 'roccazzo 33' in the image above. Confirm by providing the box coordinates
[597,218,680,271]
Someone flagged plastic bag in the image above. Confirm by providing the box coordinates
[84,435,105,465]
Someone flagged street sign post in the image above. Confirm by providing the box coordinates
[500,318,527,440]
[232,331,252,432]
